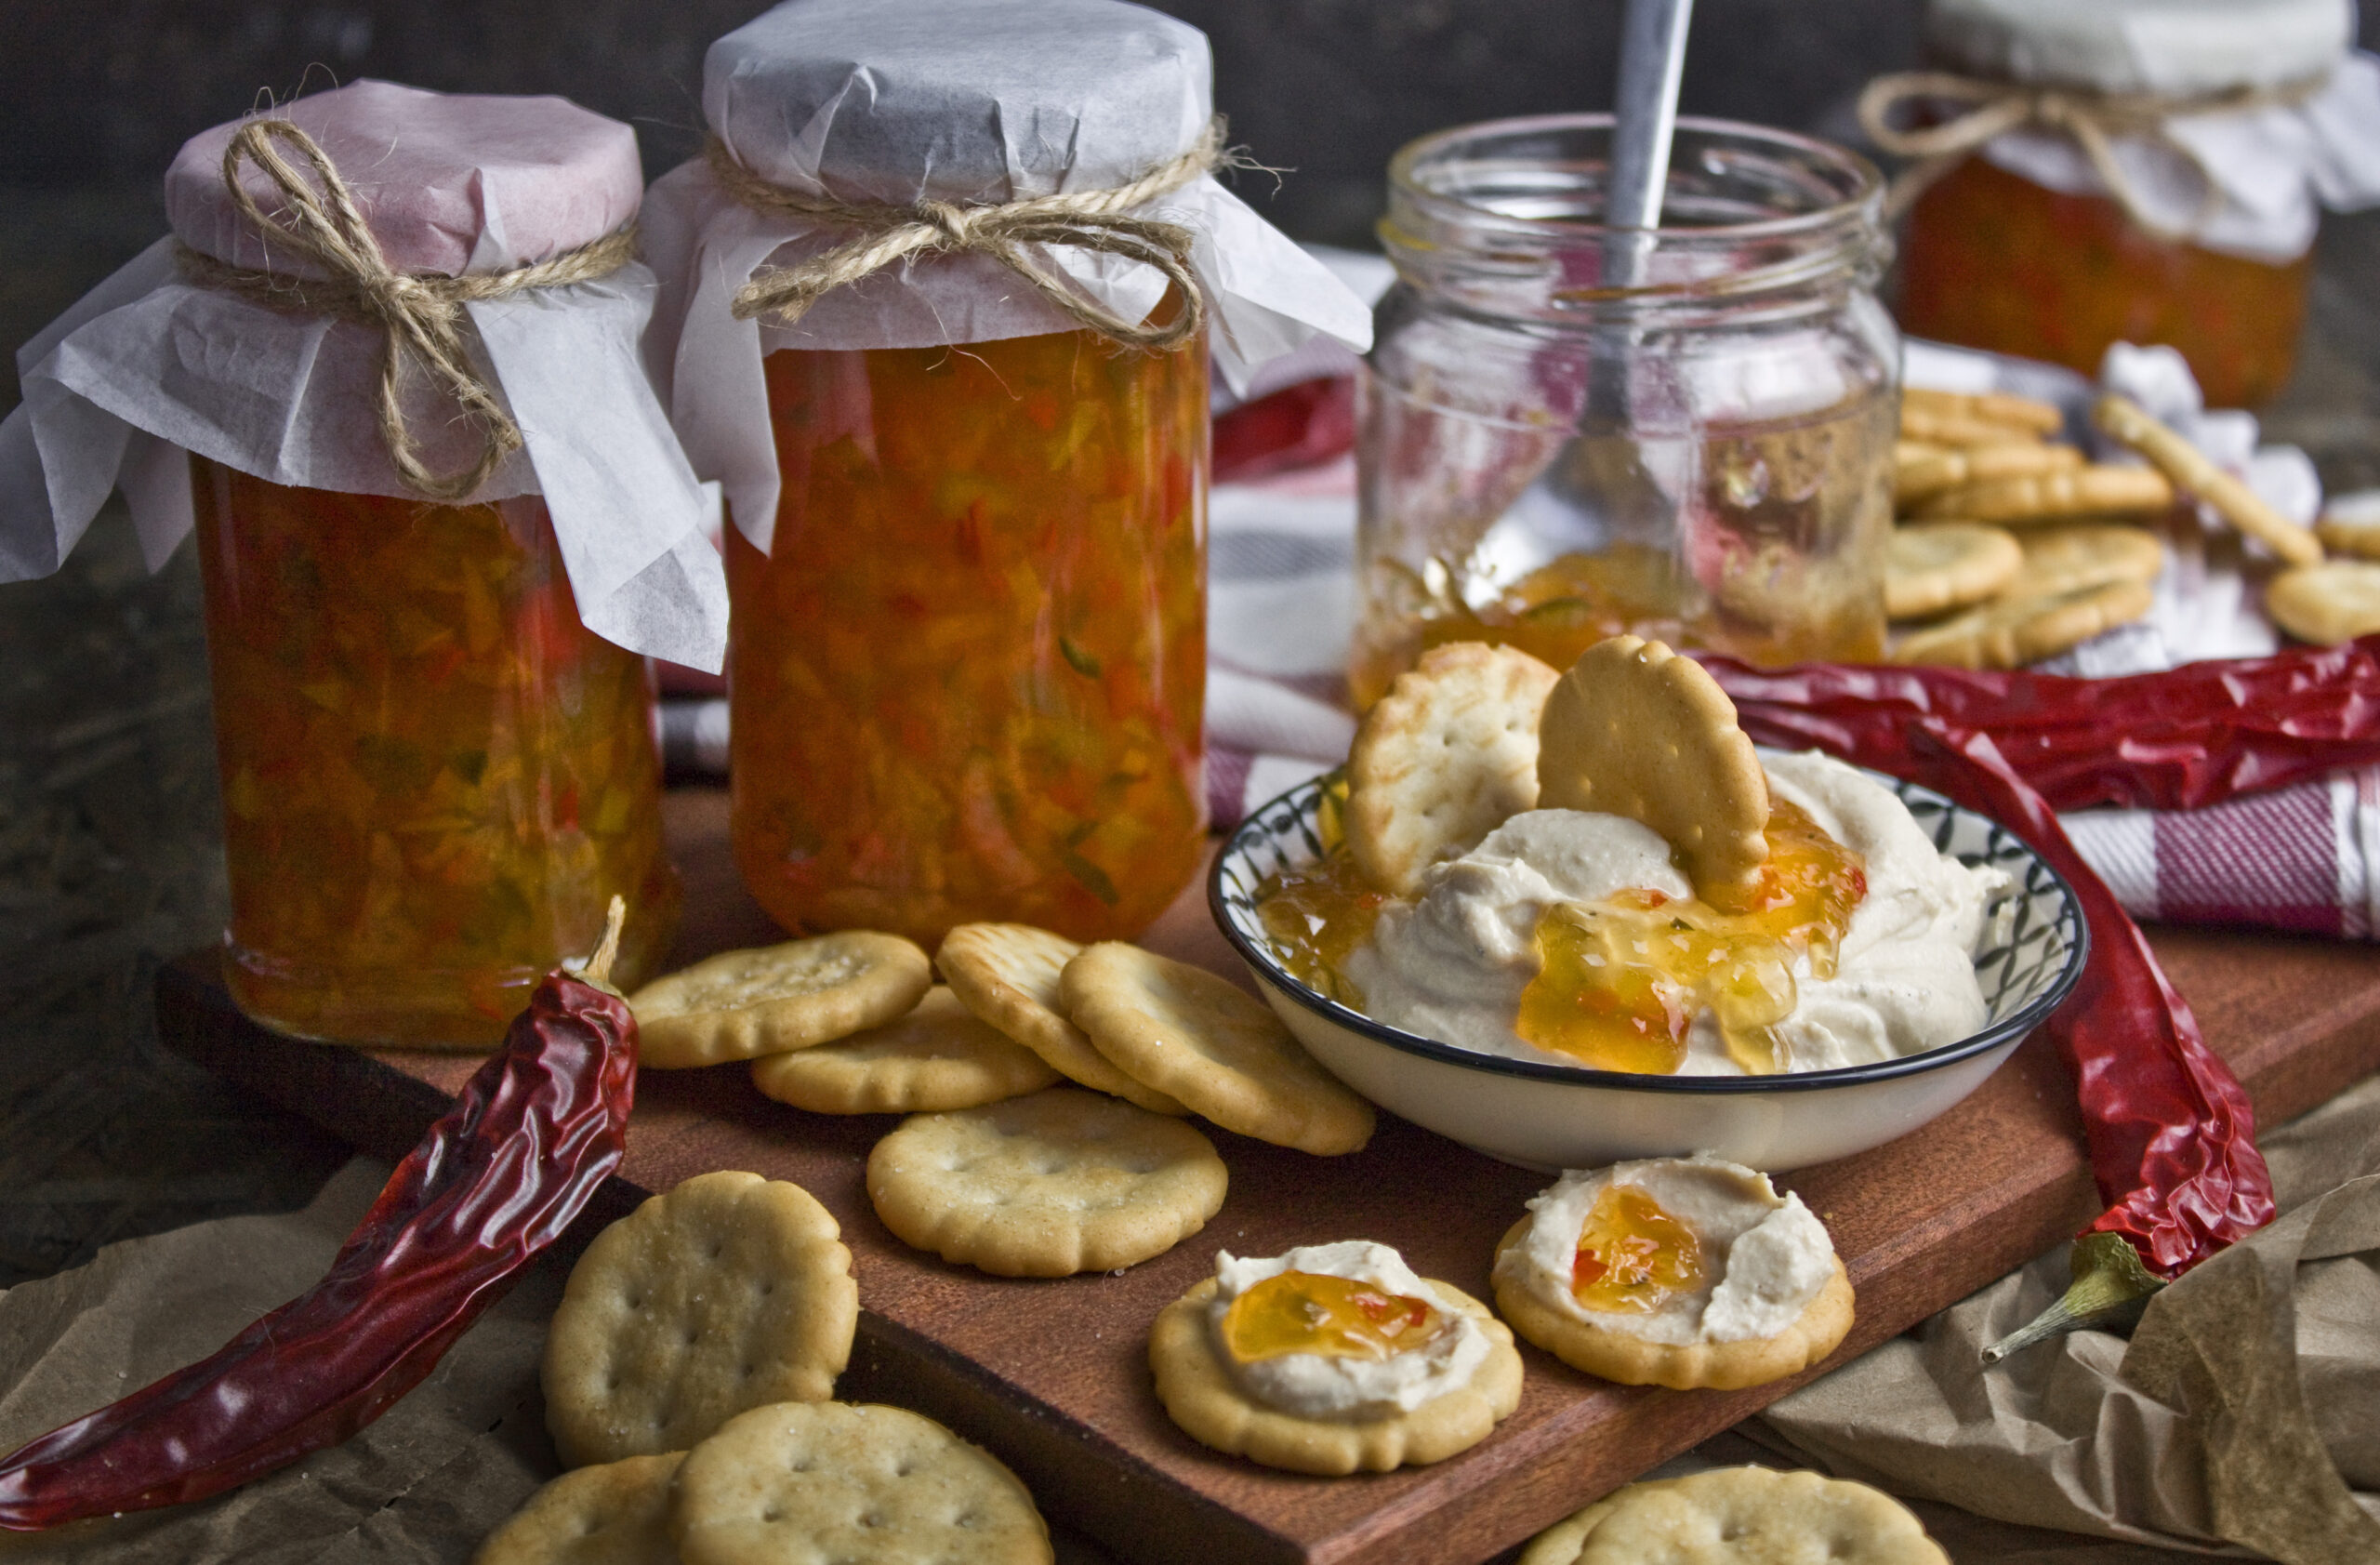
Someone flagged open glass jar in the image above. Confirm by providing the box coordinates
[1354,115,1898,708]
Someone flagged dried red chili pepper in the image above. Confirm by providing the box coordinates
[1690,646,2380,1356]
[1704,635,2380,813]
[0,903,638,1530]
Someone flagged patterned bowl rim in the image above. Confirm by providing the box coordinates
[1208,770,2091,1096]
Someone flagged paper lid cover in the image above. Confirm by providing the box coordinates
[165,79,644,276]
[703,0,1211,203]
[1926,0,2353,96]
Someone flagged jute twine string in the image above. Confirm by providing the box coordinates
[1858,70,2328,243]
[176,117,637,501]
[707,116,1228,350]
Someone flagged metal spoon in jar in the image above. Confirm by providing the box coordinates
[1464,0,1698,616]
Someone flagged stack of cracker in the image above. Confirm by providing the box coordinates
[623,917,1375,1282]
[1888,387,2375,662]
[478,1170,1057,1565]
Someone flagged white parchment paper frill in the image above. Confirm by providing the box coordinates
[638,0,1376,550]
[0,79,730,671]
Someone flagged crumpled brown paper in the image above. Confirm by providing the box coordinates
[0,1159,562,1564]
[1761,1074,2380,1562]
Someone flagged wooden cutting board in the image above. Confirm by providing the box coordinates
[156,787,2380,1565]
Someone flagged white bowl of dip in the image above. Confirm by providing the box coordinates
[1208,771,2087,1173]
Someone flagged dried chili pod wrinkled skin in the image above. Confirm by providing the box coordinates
[1698,653,2313,1280]
[0,971,637,1530]
[1701,635,2380,813]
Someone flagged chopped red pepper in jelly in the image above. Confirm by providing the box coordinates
[730,317,1207,948]
[191,458,678,1048]
[1220,1270,1447,1362]
[1516,799,1867,1075]
[1570,1184,1704,1314]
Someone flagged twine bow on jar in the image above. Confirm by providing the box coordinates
[175,117,637,501]
[1857,70,2328,243]
[707,117,1229,351]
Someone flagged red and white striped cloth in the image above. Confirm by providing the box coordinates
[1203,450,2380,943]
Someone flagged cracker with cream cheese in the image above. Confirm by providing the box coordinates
[1150,1240,1523,1475]
[1491,1155,1853,1391]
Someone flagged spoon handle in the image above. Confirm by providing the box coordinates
[1606,0,1694,285]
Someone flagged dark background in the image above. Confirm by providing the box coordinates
[0,0,2030,410]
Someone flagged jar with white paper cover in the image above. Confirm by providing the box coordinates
[641,0,1370,946]
[1868,0,2380,405]
[0,81,734,1048]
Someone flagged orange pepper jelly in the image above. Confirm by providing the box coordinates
[730,314,1207,948]
[1219,1271,1448,1362]
[1568,1183,1704,1314]
[1252,851,1389,1010]
[1515,798,1867,1074]
[192,459,680,1048]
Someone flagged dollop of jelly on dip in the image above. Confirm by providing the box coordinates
[1254,750,2003,1076]
[1208,1241,1492,1418]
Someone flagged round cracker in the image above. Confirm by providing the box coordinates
[2315,508,2380,561]
[1517,1488,1657,1565]
[543,1171,858,1467]
[672,1400,1051,1565]
[2012,523,2165,597]
[1890,577,2154,669]
[1490,1218,1853,1391]
[1347,641,1561,896]
[1567,1466,1949,1565]
[1910,462,2173,524]
[2267,561,2380,646]
[630,932,932,1068]
[1535,635,1769,897]
[471,1452,683,1565]
[937,923,1185,1114]
[1148,1274,1524,1476]
[867,1087,1226,1276]
[750,987,1060,1114]
[1061,943,1375,1156]
[1884,523,2021,620]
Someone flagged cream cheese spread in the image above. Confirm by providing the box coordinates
[1495,1155,1837,1346]
[1208,1240,1491,1420]
[1342,749,2007,1074]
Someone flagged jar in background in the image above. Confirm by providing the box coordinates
[1881,0,2364,408]
[194,464,680,1045]
[730,313,1209,946]
[1355,115,1898,709]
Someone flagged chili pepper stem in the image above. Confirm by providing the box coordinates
[575,895,627,988]
[1981,1230,2166,1366]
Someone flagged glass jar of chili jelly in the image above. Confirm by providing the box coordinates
[1888,0,2366,408]
[1355,115,1899,709]
[166,87,710,1047]
[646,0,1367,947]
[2,81,730,1049]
